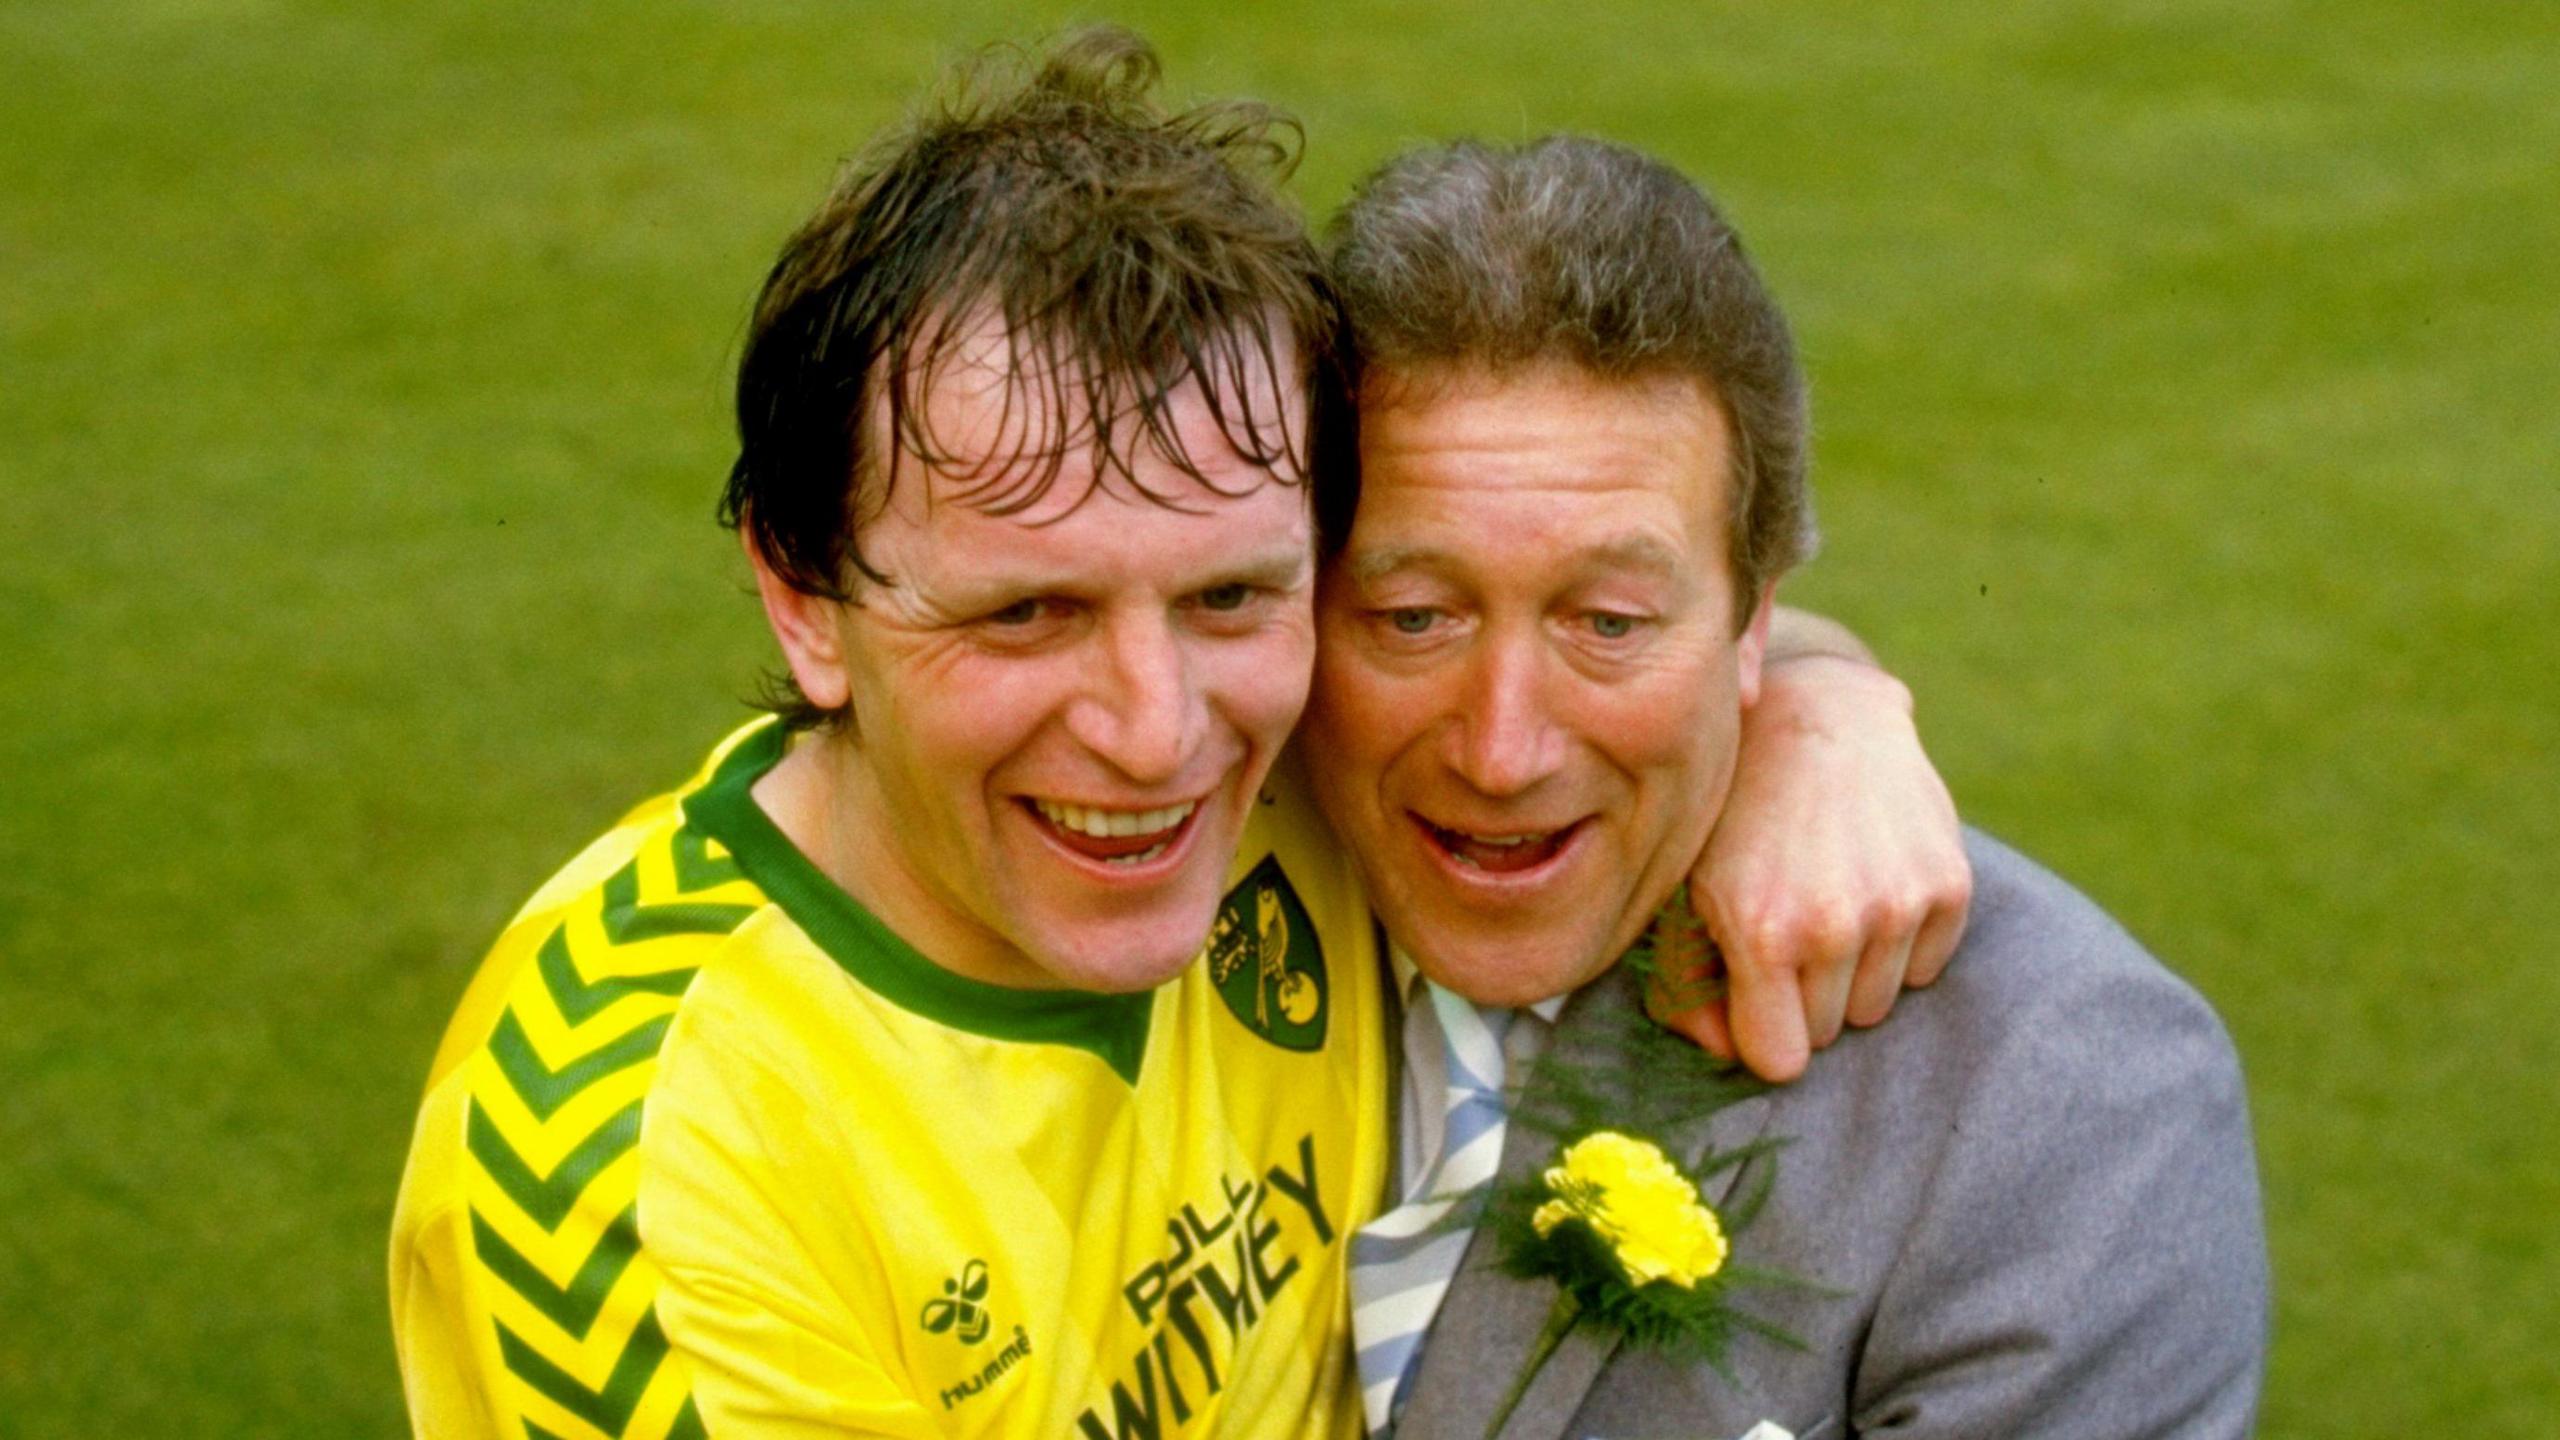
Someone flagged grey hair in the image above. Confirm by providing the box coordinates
[1326,136,1816,621]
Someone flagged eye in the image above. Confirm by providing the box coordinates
[1389,607,1437,635]
[1576,607,1658,635]
[985,598,1046,627]
[1197,582,1252,612]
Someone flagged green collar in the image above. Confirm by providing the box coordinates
[681,722,1154,1085]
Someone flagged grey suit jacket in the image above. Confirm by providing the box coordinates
[1395,831,2267,1440]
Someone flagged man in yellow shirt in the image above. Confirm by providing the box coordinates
[390,29,1968,1439]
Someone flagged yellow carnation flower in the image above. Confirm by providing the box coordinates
[1531,1131,1728,1288]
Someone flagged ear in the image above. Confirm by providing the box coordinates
[743,528,854,712]
[1735,580,1778,710]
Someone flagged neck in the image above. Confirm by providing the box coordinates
[750,732,1059,991]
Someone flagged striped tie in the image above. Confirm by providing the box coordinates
[1349,981,1515,1436]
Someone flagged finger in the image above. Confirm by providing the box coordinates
[1798,924,1857,1052]
[1846,921,1914,1029]
[1906,881,1972,989]
[1652,994,1738,1062]
[1725,938,1811,1083]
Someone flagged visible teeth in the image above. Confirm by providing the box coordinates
[1034,799,1197,838]
[1434,825,1560,868]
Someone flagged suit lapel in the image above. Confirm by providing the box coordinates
[1392,1103,1621,1440]
[1541,965,1779,1206]
[1395,966,1778,1439]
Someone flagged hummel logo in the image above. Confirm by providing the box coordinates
[921,1259,992,1344]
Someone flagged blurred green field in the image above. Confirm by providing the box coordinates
[3,0,2553,1434]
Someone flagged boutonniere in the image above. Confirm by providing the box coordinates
[1479,1129,1798,1437]
[1473,892,1821,1438]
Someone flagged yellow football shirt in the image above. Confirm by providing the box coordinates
[390,721,1387,1439]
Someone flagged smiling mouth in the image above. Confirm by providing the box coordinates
[1418,817,1581,874]
[1028,798,1201,866]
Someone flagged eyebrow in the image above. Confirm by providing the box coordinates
[1345,532,1686,585]
[1212,545,1316,591]
[1577,532,1686,579]
[1342,544,1451,587]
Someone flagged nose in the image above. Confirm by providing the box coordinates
[1445,626,1562,798]
[1067,610,1206,786]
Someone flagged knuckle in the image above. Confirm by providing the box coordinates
[1797,905,1863,962]
[1938,860,1976,908]
[1883,883,1939,936]
[1736,910,1810,970]
[1711,896,1771,950]
[1866,890,1916,938]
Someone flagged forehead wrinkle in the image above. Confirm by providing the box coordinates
[1342,528,1688,589]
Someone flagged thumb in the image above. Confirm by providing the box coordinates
[1646,979,1739,1062]
[1643,894,1735,1061]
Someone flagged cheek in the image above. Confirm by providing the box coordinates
[864,651,1071,783]
[1307,638,1414,763]
[1304,651,1408,830]
[1213,622,1318,747]
[1611,676,1744,859]
[1623,685,1726,767]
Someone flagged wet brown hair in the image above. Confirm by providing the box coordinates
[721,26,1345,728]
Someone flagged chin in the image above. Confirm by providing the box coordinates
[1402,919,1604,1009]
[1031,904,1223,994]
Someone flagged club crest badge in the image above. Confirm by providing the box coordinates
[1208,856,1327,1050]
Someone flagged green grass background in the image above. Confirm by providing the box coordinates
[4,0,2552,1433]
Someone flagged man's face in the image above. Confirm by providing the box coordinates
[782,321,1316,993]
[1305,363,1770,1007]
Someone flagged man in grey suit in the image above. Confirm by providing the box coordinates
[1305,135,2267,1439]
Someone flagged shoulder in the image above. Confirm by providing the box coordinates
[390,812,771,1440]
[1921,828,2243,1105]
[1733,825,2261,1249]
[1775,827,2263,1298]
[394,736,779,1258]
[1732,831,2266,1435]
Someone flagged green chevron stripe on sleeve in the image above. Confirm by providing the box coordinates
[495,1307,671,1436]
[468,1099,642,1233]
[520,1374,699,1439]
[670,825,743,894]
[537,928,696,1027]
[471,1203,641,1338]
[491,1011,674,1121]
[601,858,756,946]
